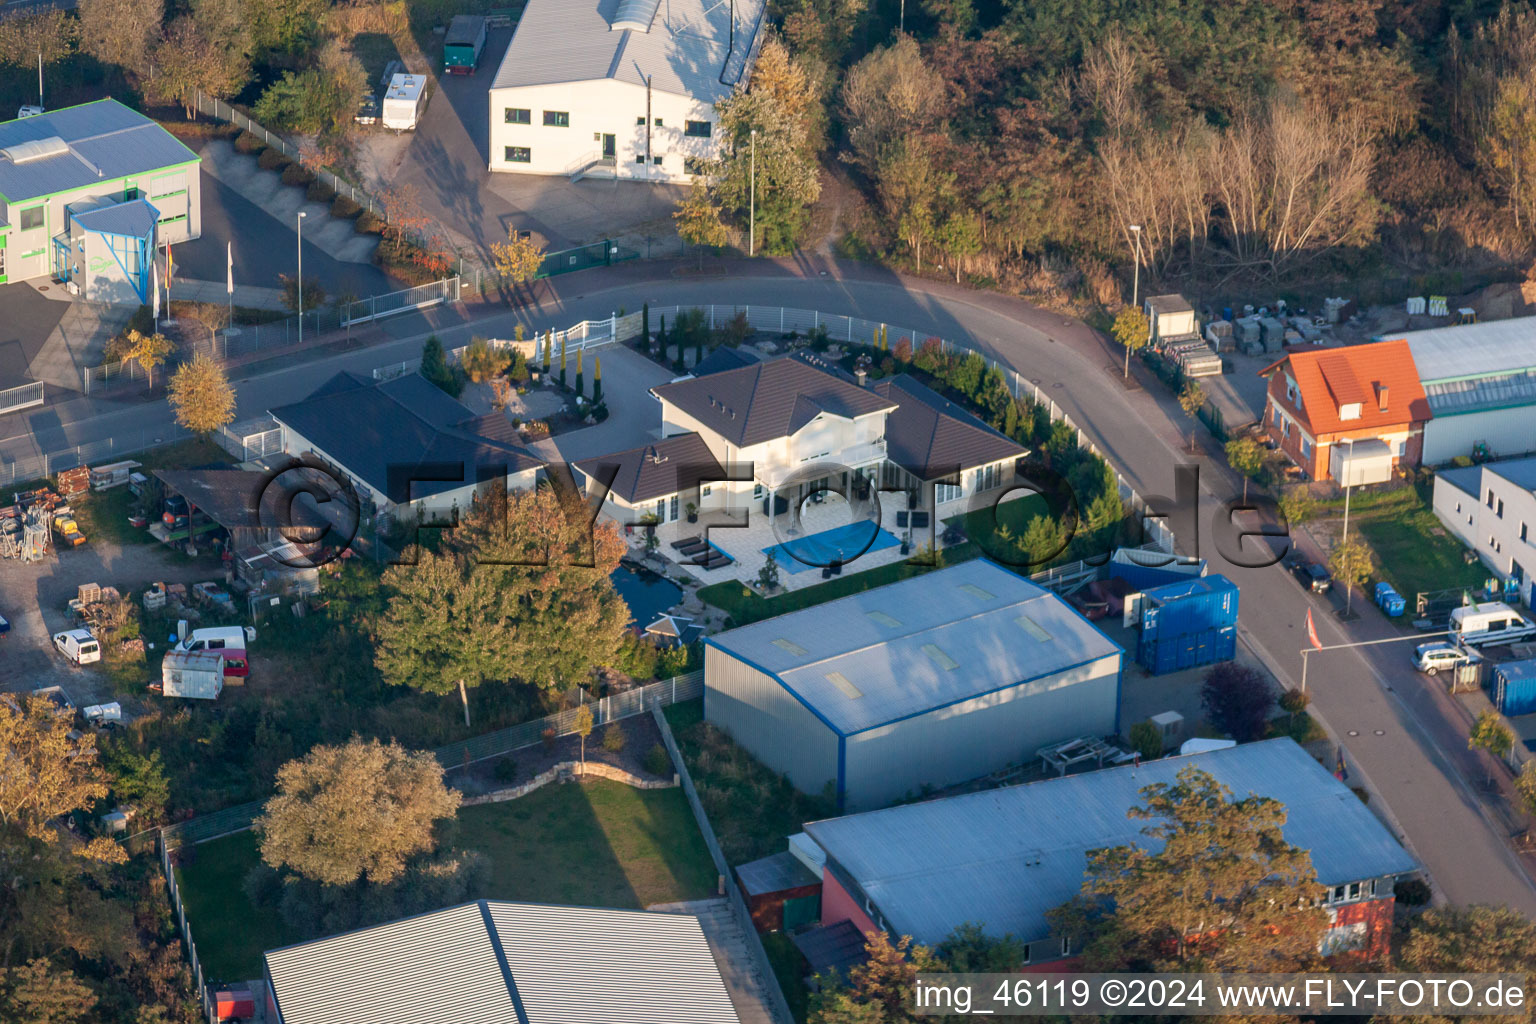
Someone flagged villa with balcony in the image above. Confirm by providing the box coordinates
[574,352,1027,586]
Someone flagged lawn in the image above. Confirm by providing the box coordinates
[763,931,811,1023]
[1324,486,1488,602]
[699,555,961,626]
[175,778,717,981]
[67,437,230,549]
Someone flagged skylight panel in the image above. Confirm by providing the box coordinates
[921,643,958,671]
[825,671,863,699]
[865,610,902,627]
[957,583,995,600]
[1018,615,1052,642]
[771,638,808,656]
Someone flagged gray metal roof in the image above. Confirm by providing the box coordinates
[1424,367,1536,417]
[0,99,198,204]
[1436,463,1482,499]
[269,372,542,502]
[804,739,1420,946]
[490,0,767,101]
[736,850,819,896]
[708,560,1122,735]
[266,899,740,1024]
[1396,317,1536,384]
[654,353,896,449]
[73,197,159,238]
[1488,456,1536,493]
[574,430,724,503]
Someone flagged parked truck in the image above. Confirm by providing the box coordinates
[443,15,487,74]
[155,650,225,700]
[1449,601,1536,647]
[381,74,427,132]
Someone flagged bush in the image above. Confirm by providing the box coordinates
[1395,878,1432,906]
[331,194,363,219]
[1128,720,1163,761]
[601,723,626,753]
[541,726,556,751]
[1451,455,1475,468]
[492,757,518,783]
[356,211,385,235]
[257,147,293,172]
[643,743,672,777]
[307,177,337,203]
[280,162,315,187]
[233,130,267,155]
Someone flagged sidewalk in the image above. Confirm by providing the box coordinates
[171,279,288,312]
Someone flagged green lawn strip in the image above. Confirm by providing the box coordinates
[174,831,303,982]
[65,437,231,548]
[177,779,718,981]
[1356,509,1489,604]
[699,556,968,626]
[762,931,811,1024]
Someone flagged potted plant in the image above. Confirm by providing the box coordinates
[685,502,698,523]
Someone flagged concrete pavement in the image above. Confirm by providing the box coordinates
[1,255,1534,913]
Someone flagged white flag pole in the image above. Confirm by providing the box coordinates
[152,261,160,332]
[226,241,234,331]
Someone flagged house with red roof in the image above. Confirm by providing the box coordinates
[1258,340,1431,485]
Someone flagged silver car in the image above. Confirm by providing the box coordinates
[1414,642,1471,675]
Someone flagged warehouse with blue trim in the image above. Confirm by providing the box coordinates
[703,560,1124,811]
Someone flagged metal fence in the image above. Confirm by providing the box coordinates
[217,418,283,461]
[0,381,43,416]
[652,703,794,1024]
[159,834,218,1023]
[0,425,193,488]
[536,240,621,279]
[193,91,386,218]
[341,277,460,327]
[144,671,705,850]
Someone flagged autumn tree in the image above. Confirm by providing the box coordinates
[1178,380,1206,418]
[0,11,76,71]
[461,337,510,383]
[120,329,174,389]
[810,931,943,1024]
[1054,765,1328,972]
[1201,662,1275,742]
[375,546,520,726]
[574,704,594,766]
[491,229,545,290]
[256,738,461,887]
[1395,905,1536,990]
[248,0,325,57]
[77,0,162,74]
[713,38,822,254]
[1224,435,1266,501]
[1328,537,1376,597]
[840,35,946,179]
[152,16,252,116]
[167,352,236,435]
[674,181,730,269]
[1111,306,1150,378]
[0,959,96,1024]
[1469,710,1515,787]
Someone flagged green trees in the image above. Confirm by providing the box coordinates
[462,337,511,383]
[1111,306,1150,377]
[1469,710,1515,786]
[674,181,730,268]
[1328,538,1376,597]
[420,336,460,396]
[573,705,594,766]
[1224,435,1266,501]
[1055,765,1327,972]
[252,42,365,137]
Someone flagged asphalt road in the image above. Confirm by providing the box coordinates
[2,254,1534,914]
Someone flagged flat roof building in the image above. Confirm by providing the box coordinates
[0,99,200,301]
[804,738,1419,963]
[704,559,1123,809]
[1392,317,1536,464]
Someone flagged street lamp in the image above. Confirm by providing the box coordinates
[1340,437,1357,618]
[1124,224,1143,378]
[749,128,757,258]
[297,211,307,344]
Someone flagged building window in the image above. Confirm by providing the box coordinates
[1347,882,1361,899]
[635,154,647,164]
[505,146,531,163]
[753,483,764,499]
[655,499,666,522]
[1060,936,1071,957]
[19,206,43,231]
[669,494,679,521]
[1522,523,1529,543]
[1281,418,1290,438]
[1333,885,1345,902]
[935,481,962,504]
[653,118,663,127]
[1498,499,1505,518]
[702,485,712,498]
[1456,502,1462,514]
[653,155,663,165]
[1369,880,1377,896]
[685,120,712,138]
[543,110,570,127]
[636,116,646,125]
[505,107,531,124]
[1300,437,1312,458]
[1488,489,1496,508]
[1020,943,1031,965]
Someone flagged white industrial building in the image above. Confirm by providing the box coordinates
[1395,318,1536,465]
[1432,457,1536,607]
[703,559,1124,810]
[0,99,200,301]
[486,0,766,182]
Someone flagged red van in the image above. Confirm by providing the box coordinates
[221,649,249,680]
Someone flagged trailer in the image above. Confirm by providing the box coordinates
[443,15,487,74]
[381,74,427,132]
[156,650,225,700]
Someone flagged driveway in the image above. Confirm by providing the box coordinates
[366,28,685,256]
[0,282,67,390]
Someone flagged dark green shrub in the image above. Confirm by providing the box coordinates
[601,723,626,753]
[233,130,266,155]
[643,743,671,777]
[280,162,314,187]
[493,757,518,783]
[331,194,363,219]
[257,147,292,172]
[307,177,336,203]
[355,210,385,235]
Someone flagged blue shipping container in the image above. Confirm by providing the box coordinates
[1139,574,1240,641]
[1137,625,1238,675]
[1493,659,1536,717]
[1109,558,1208,592]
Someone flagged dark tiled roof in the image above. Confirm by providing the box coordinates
[792,920,869,975]
[574,432,724,503]
[690,345,759,377]
[736,851,819,897]
[871,375,1026,480]
[269,373,542,503]
[652,354,896,448]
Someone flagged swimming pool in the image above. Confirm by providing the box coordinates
[763,520,901,574]
[610,562,683,624]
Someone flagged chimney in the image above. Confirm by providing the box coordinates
[855,367,868,388]
[1375,382,1389,412]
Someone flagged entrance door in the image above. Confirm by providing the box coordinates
[602,134,616,160]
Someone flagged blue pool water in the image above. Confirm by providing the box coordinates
[610,562,683,624]
[764,520,901,574]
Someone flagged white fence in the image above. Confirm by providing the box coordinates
[342,277,461,328]
[0,382,43,417]
[217,417,283,461]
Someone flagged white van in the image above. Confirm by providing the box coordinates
[1449,602,1536,647]
[174,624,256,653]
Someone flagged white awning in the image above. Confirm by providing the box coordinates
[1329,438,1394,486]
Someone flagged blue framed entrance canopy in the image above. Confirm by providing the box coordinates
[69,197,159,303]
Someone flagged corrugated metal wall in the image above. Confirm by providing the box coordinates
[704,646,841,797]
[839,655,1122,810]
[1493,659,1536,716]
[1423,409,1536,465]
